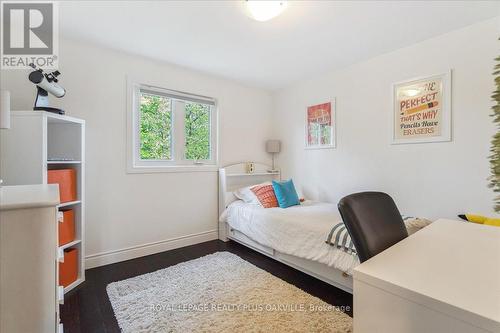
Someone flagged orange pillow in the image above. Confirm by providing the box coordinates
[251,184,278,208]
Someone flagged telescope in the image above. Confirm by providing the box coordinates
[28,63,66,115]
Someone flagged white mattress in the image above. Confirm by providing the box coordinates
[221,200,360,274]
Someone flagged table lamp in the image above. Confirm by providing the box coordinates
[266,140,281,172]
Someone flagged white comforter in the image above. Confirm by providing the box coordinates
[221,200,360,274]
[221,200,432,275]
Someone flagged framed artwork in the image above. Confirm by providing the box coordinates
[305,100,336,149]
[392,71,451,144]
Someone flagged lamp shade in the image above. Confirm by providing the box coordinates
[266,140,281,153]
[0,90,11,129]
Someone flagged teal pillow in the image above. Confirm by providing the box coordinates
[272,179,300,208]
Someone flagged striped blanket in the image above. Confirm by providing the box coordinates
[326,215,432,254]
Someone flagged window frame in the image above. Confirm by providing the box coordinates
[127,80,218,173]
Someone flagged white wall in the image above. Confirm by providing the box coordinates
[0,38,273,267]
[1,18,497,268]
[273,18,499,219]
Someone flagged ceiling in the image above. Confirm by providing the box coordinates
[60,1,500,90]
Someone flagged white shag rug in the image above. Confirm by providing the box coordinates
[107,252,352,333]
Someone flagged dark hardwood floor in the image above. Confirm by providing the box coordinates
[61,240,353,332]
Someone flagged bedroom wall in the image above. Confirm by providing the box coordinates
[0,38,273,267]
[272,17,499,220]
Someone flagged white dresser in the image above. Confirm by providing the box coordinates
[354,219,500,333]
[0,184,62,333]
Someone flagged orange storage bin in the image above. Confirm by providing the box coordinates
[48,169,77,203]
[58,209,75,246]
[59,248,78,287]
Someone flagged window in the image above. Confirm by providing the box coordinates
[128,83,217,172]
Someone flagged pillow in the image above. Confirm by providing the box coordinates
[250,184,278,208]
[272,179,300,208]
[233,182,270,204]
[325,221,356,254]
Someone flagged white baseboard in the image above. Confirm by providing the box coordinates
[85,229,218,269]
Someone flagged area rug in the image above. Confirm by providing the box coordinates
[107,252,352,333]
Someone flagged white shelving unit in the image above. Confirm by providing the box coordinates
[0,111,86,295]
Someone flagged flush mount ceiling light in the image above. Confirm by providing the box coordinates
[246,1,288,22]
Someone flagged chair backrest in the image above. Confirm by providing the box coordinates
[338,192,408,263]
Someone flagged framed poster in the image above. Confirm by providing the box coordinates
[392,71,451,144]
[305,100,336,149]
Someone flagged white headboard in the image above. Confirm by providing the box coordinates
[218,162,281,218]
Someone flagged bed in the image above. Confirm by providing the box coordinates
[222,200,359,273]
[218,163,358,292]
[218,163,431,294]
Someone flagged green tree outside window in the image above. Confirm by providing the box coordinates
[139,93,172,160]
[185,102,211,160]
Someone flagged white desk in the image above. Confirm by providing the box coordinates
[354,219,500,333]
[0,184,61,333]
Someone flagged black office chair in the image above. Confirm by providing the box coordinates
[338,192,408,263]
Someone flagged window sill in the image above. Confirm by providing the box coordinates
[126,164,218,174]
